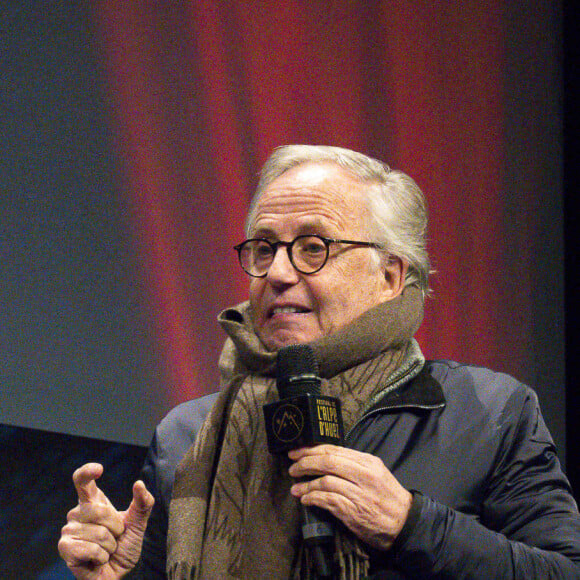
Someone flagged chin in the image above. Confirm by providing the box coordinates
[261,331,317,352]
[264,336,302,352]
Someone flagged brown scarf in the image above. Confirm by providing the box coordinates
[167,287,424,579]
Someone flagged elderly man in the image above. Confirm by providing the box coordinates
[59,145,580,579]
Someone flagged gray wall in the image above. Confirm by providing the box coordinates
[1,2,167,445]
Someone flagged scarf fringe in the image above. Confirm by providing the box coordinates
[335,530,370,580]
[168,561,194,580]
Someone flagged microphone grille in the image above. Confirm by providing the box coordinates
[276,344,321,398]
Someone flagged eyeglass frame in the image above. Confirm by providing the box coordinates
[233,234,384,278]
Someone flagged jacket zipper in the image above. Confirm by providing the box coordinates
[344,400,445,445]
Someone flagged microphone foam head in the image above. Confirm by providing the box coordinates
[276,344,321,398]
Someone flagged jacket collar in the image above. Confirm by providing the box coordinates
[368,364,446,413]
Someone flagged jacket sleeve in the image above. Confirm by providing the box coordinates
[130,394,219,579]
[391,388,580,578]
[133,431,170,579]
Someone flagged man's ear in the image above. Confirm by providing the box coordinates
[382,257,408,301]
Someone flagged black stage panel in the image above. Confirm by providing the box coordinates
[0,425,148,579]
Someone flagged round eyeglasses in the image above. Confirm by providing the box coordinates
[233,234,382,277]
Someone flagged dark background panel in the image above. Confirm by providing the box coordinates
[0,425,147,579]
[564,0,580,496]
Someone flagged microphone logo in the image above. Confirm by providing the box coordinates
[273,404,305,443]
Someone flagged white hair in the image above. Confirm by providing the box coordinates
[246,145,431,296]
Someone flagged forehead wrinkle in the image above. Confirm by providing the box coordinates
[251,182,369,238]
[251,198,350,238]
[265,167,361,205]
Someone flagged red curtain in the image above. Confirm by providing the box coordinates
[93,0,538,404]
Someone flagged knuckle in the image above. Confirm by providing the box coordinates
[324,493,347,515]
[321,455,339,472]
[93,525,107,543]
[66,505,80,520]
[78,503,97,522]
[79,502,107,522]
[57,536,72,557]
[318,475,334,491]
[77,540,106,563]
[95,525,114,546]
[60,522,76,539]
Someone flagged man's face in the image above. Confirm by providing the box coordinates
[248,162,406,351]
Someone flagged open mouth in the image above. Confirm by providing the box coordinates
[268,305,311,318]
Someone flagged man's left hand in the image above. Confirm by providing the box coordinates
[288,445,412,551]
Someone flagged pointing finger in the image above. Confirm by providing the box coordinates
[73,463,104,504]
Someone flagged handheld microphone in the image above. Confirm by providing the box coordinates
[263,344,344,578]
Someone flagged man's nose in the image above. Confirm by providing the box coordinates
[265,245,300,285]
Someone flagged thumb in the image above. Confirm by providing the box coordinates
[124,480,154,533]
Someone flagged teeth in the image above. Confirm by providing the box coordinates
[272,306,307,314]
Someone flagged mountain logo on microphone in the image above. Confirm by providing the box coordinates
[264,394,343,453]
[273,404,304,442]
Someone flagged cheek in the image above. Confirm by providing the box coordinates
[249,279,265,314]
[311,272,356,324]
[315,264,383,329]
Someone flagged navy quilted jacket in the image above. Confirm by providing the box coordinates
[136,361,580,578]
